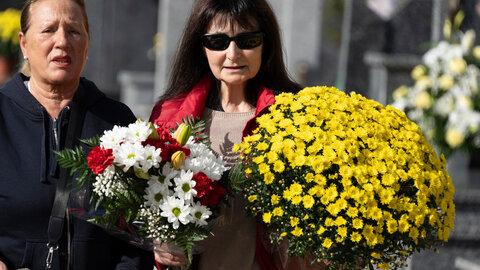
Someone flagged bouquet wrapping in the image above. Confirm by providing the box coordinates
[56,117,229,260]
[234,86,455,269]
[391,11,480,158]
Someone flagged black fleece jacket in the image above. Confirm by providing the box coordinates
[0,74,153,270]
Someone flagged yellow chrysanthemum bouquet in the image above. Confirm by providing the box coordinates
[0,8,21,60]
[233,86,455,269]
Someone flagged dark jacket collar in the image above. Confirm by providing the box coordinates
[0,73,106,115]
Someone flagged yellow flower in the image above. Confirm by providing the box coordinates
[322,239,333,248]
[290,217,300,227]
[411,65,427,80]
[392,85,409,100]
[271,194,280,205]
[448,58,467,74]
[474,46,480,60]
[258,163,270,174]
[398,215,410,233]
[352,218,363,229]
[415,76,433,91]
[302,195,315,209]
[262,172,274,184]
[232,144,240,152]
[346,207,358,218]
[371,252,381,259]
[290,182,303,196]
[317,226,326,235]
[439,74,454,90]
[273,207,284,217]
[351,231,362,242]
[445,128,464,148]
[248,195,257,202]
[325,217,335,227]
[253,155,265,164]
[378,263,390,269]
[414,91,433,109]
[263,212,272,223]
[386,219,398,234]
[326,203,341,216]
[291,226,303,237]
[292,195,303,205]
[273,160,285,173]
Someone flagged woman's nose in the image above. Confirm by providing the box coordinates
[54,29,68,47]
[226,41,241,60]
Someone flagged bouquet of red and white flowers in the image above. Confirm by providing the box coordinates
[56,117,229,260]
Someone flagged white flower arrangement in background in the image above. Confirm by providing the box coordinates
[391,12,480,158]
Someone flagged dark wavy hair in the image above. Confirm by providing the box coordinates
[160,0,301,104]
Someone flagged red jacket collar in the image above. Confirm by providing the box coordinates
[149,75,275,136]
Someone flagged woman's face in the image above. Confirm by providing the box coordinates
[19,0,89,87]
[204,18,263,89]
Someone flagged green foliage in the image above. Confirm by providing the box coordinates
[54,146,93,187]
[175,115,211,145]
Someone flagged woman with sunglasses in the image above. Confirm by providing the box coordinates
[149,0,327,269]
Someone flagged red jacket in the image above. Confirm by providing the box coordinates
[149,75,278,270]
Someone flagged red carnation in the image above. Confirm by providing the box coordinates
[87,146,115,174]
[193,172,226,207]
[157,127,177,144]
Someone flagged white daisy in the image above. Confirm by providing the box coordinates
[161,163,179,184]
[183,141,229,180]
[114,142,146,172]
[100,125,127,149]
[173,170,196,201]
[189,201,212,226]
[125,120,152,144]
[144,176,171,208]
[138,145,162,172]
[160,197,191,229]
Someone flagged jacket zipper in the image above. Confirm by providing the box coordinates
[52,114,72,270]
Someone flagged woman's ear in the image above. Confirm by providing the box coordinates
[18,32,28,59]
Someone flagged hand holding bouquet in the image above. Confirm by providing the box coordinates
[56,117,229,261]
[234,86,455,269]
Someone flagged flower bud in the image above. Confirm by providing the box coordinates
[173,123,191,146]
[148,122,159,140]
[171,150,186,169]
[135,168,150,180]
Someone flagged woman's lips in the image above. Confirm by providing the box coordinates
[52,55,72,67]
[224,66,245,70]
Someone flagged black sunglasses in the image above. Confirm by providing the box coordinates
[202,31,264,50]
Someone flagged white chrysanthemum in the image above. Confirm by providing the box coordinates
[138,145,162,172]
[125,120,152,144]
[161,163,179,184]
[461,29,475,53]
[183,140,229,180]
[433,94,454,117]
[173,170,196,201]
[92,165,126,198]
[190,201,212,226]
[160,197,191,229]
[114,142,147,172]
[100,125,128,149]
[144,175,171,208]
